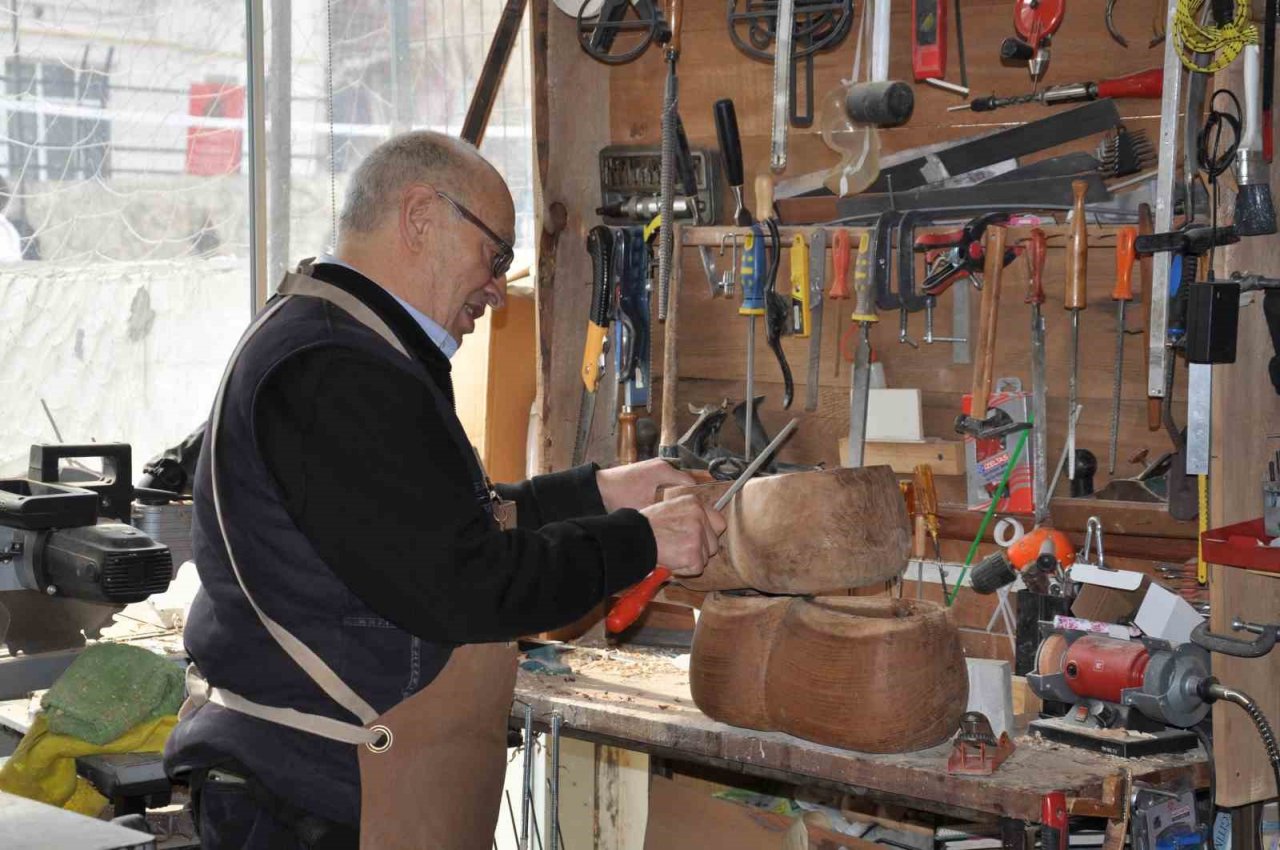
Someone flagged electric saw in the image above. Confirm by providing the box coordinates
[0,443,174,654]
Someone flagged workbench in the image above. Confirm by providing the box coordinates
[511,648,1210,849]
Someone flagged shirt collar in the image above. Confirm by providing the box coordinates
[314,254,459,359]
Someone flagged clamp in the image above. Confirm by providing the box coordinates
[916,212,1022,296]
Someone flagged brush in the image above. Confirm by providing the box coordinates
[1235,43,1278,236]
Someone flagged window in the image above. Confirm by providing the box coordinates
[0,0,536,476]
[4,54,112,182]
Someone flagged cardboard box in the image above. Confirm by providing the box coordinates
[961,385,1034,514]
[1070,563,1151,624]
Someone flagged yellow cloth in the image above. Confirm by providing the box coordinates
[0,713,176,816]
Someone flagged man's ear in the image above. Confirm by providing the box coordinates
[400,184,436,253]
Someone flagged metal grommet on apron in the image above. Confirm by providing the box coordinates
[365,725,393,753]
[178,264,519,849]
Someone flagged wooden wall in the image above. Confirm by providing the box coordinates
[530,0,1277,806]
[607,1,1184,502]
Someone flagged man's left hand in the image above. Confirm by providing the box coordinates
[596,459,697,513]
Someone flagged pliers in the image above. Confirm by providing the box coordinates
[915,212,1022,296]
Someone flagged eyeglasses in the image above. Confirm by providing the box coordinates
[437,191,515,279]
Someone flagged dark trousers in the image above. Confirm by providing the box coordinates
[191,766,358,850]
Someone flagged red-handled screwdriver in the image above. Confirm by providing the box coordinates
[949,67,1162,112]
[1108,226,1137,475]
[604,418,799,635]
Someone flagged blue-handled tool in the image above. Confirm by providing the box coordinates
[740,224,767,461]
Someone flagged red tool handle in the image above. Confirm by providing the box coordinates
[1025,227,1047,305]
[911,0,947,81]
[605,566,672,634]
[1040,791,1069,850]
[831,230,852,299]
[1112,226,1137,301]
[1095,67,1163,100]
[914,230,964,249]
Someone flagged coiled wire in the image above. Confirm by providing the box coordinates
[1173,0,1258,72]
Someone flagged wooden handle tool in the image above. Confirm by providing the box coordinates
[971,225,1008,419]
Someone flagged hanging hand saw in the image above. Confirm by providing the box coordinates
[574,226,617,466]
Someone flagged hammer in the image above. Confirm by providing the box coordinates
[954,225,1029,439]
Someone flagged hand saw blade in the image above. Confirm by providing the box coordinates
[1,591,122,655]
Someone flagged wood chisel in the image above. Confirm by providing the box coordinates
[805,228,828,412]
[847,231,877,468]
[770,0,796,172]
[789,234,811,338]
[1064,179,1088,480]
[574,226,616,466]
[1109,226,1137,475]
[656,0,683,322]
[740,224,767,462]
[1025,227,1050,523]
[604,418,799,634]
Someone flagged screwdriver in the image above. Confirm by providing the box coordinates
[948,67,1163,112]
[830,229,852,375]
[790,234,811,337]
[604,418,800,635]
[1109,226,1137,475]
[912,463,949,597]
[1065,179,1089,481]
[740,224,767,461]
[847,233,877,468]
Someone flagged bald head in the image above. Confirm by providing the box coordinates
[338,131,504,236]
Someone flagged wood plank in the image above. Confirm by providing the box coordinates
[541,9,614,472]
[1209,57,1280,806]
[841,438,965,475]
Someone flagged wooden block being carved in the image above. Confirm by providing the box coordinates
[691,594,969,754]
[666,466,912,594]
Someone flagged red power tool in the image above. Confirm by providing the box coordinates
[1001,0,1064,83]
[970,526,1075,595]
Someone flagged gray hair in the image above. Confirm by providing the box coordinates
[338,131,492,234]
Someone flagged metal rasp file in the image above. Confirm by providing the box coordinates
[805,228,828,412]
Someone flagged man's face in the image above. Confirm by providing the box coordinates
[432,174,515,344]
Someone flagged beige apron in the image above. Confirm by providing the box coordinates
[181,265,518,850]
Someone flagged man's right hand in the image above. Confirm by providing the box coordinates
[639,495,727,577]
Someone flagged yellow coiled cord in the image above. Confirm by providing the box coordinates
[1173,0,1258,73]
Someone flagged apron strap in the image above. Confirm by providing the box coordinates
[183,665,384,748]
[277,269,410,358]
[201,266,406,738]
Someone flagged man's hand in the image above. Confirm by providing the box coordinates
[597,458,697,513]
[639,495,727,577]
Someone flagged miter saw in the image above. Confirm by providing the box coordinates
[0,444,174,656]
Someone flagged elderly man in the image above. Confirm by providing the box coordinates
[164,132,725,849]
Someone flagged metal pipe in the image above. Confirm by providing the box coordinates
[267,0,292,290]
[245,0,268,312]
[548,711,562,850]
[520,703,534,850]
